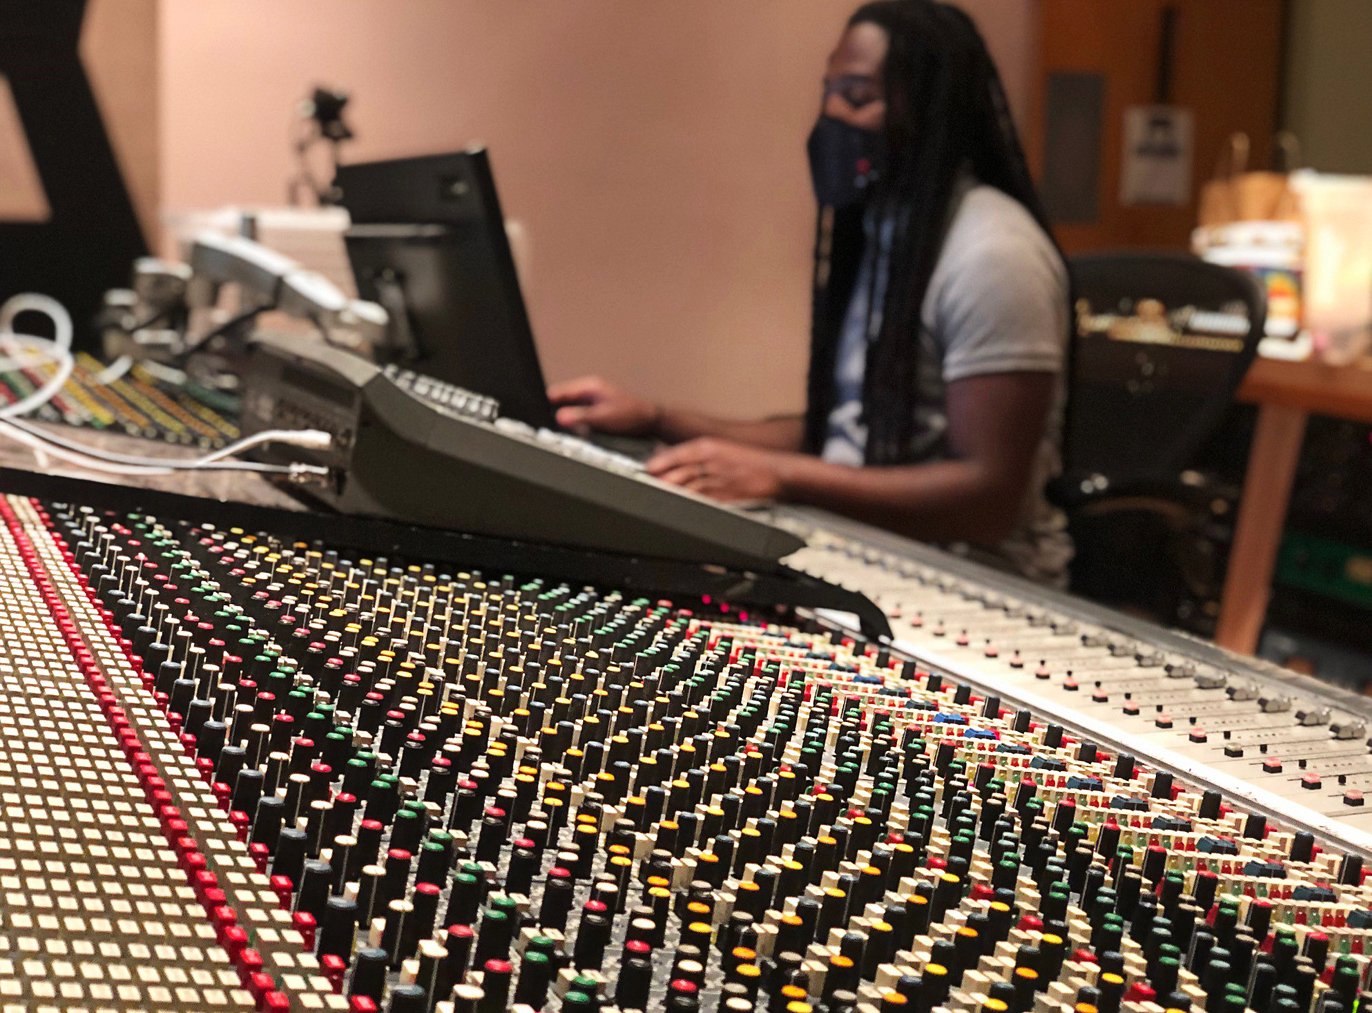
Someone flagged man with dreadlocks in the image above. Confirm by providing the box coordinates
[549,0,1072,584]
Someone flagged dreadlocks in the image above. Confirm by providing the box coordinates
[801,0,1058,465]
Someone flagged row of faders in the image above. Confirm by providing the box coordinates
[0,352,238,446]
[2,490,1371,1013]
[0,497,259,1012]
[784,527,1372,844]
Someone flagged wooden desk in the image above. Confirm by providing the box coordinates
[1215,356,1372,654]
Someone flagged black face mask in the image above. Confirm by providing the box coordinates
[807,115,884,208]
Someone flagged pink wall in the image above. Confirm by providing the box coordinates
[160,1,1035,417]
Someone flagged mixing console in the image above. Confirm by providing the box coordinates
[1,483,1370,1013]
[0,353,239,447]
[780,510,1372,848]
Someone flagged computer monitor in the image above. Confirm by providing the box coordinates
[334,149,556,429]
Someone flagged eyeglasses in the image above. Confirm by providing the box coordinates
[822,75,882,110]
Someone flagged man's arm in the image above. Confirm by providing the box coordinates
[548,376,804,451]
[648,371,1055,546]
[655,409,804,451]
[780,371,1055,543]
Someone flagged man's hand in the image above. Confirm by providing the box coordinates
[646,437,791,502]
[548,376,660,436]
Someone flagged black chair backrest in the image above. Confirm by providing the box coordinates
[1063,252,1266,481]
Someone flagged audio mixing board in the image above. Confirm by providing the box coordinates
[780,509,1372,850]
[0,352,239,447]
[0,474,1370,1013]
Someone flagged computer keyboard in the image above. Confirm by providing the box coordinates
[381,363,500,423]
[530,424,648,476]
[243,333,805,567]
[383,363,648,477]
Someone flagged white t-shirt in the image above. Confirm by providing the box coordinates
[821,182,1073,585]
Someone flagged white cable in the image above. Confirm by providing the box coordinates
[138,360,189,386]
[0,333,67,374]
[0,421,330,481]
[3,417,331,473]
[0,419,175,476]
[4,417,202,467]
[3,418,317,473]
[193,427,333,466]
[0,293,72,361]
[92,355,134,385]
[0,293,75,419]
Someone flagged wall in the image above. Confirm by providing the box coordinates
[1,0,158,227]
[1283,0,1372,175]
[84,0,160,245]
[160,0,1034,418]
[0,0,158,344]
[1031,0,1285,254]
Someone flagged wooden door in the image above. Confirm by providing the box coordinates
[1030,0,1287,255]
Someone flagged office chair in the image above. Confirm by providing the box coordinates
[1055,252,1266,633]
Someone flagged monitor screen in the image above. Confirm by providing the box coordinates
[335,150,555,429]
